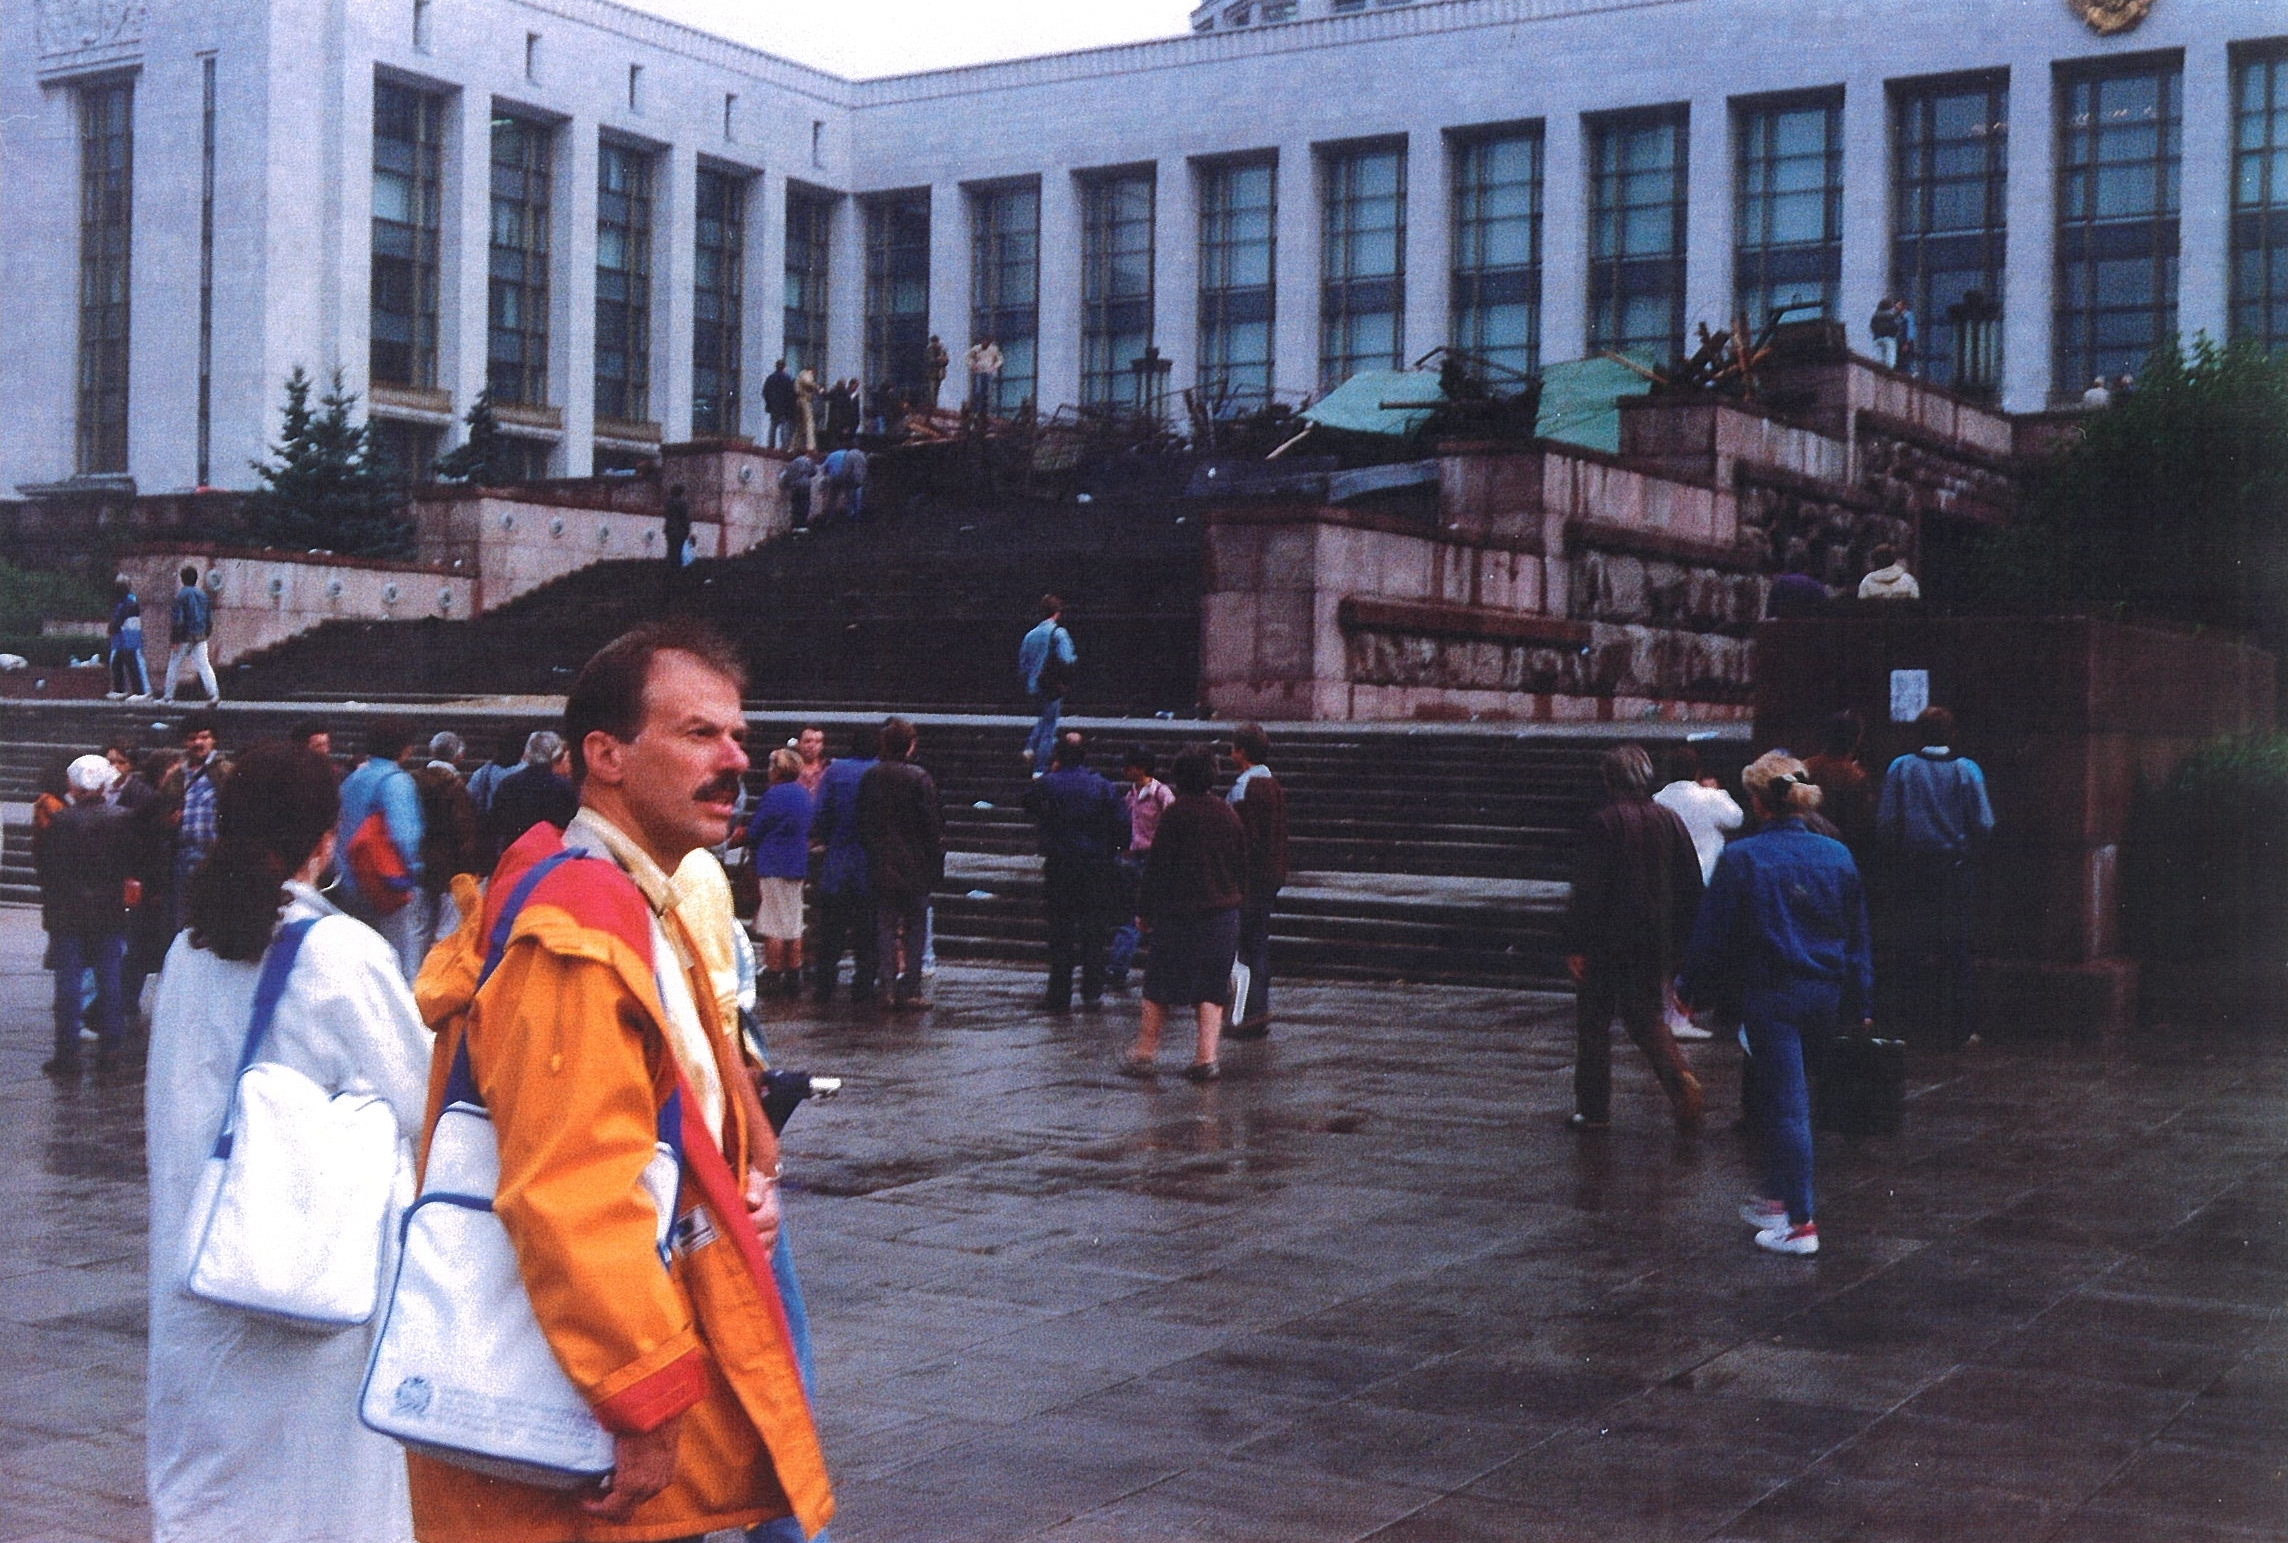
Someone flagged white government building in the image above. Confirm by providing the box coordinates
[3,0,2282,496]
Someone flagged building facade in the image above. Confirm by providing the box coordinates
[3,0,2280,497]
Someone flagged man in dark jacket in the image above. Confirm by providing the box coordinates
[39,756,139,1076]
[486,729,578,861]
[1225,722,1289,1038]
[762,360,797,449]
[857,717,944,1009]
[1566,744,1706,1131]
[1023,735,1131,1013]
[811,732,880,1003]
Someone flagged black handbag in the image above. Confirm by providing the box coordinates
[1814,1030,1905,1138]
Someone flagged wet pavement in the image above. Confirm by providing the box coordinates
[2,901,2282,1542]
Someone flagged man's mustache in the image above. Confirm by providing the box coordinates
[695,773,744,804]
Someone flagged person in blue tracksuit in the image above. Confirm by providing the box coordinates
[1876,704,1995,1049]
[1678,751,1874,1259]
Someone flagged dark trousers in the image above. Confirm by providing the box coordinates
[1574,955,1693,1122]
[1234,897,1274,1025]
[1744,980,1840,1225]
[812,889,879,999]
[875,890,930,1001]
[53,931,127,1061]
[1897,853,1977,1047]
[1043,855,1111,1007]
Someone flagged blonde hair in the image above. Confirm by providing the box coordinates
[1743,751,1824,817]
[766,746,802,784]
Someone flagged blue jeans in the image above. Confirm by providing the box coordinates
[1743,978,1841,1227]
[1027,694,1062,768]
[52,932,127,1061]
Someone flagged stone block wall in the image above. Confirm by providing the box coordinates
[120,546,475,667]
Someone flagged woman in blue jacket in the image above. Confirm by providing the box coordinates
[745,747,816,996]
[1678,752,1874,1259]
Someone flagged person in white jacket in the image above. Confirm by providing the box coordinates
[1653,742,1743,1042]
[145,740,432,1543]
[1856,544,1922,602]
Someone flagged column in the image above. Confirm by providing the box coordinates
[1403,129,1448,367]
[1683,96,1731,345]
[442,88,494,448]
[930,181,969,368]
[1155,156,1200,421]
[558,118,598,476]
[827,190,864,383]
[1838,75,1890,360]
[2176,42,2233,348]
[1036,170,1082,411]
[1541,111,1588,366]
[748,166,787,439]
[657,141,698,440]
[1273,145,1318,399]
[2000,60,2055,412]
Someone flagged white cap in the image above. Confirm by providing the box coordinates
[67,754,114,794]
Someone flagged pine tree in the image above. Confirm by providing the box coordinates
[241,367,414,557]
[431,388,519,486]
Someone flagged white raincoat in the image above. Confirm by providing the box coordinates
[145,882,432,1543]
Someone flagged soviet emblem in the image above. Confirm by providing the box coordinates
[2067,0,2155,35]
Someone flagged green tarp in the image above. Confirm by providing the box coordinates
[1298,356,1649,452]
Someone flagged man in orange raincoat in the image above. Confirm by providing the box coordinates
[413,621,833,1543]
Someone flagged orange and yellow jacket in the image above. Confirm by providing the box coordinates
[410,823,833,1543]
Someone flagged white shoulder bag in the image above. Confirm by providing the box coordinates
[181,917,405,1330]
[360,851,681,1489]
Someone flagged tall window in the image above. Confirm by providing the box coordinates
[863,190,931,403]
[1892,75,2009,384]
[371,81,445,389]
[1198,157,1277,407]
[1736,94,1844,327]
[594,142,653,424]
[970,182,1040,412]
[1081,171,1155,409]
[488,115,552,407]
[2233,46,2288,353]
[1588,109,1688,363]
[692,168,745,437]
[1320,143,1406,387]
[77,80,132,475]
[783,186,833,378]
[1450,128,1543,375]
[2055,58,2182,394]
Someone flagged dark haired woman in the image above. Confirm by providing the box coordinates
[1121,745,1246,1082]
[1677,752,1874,1259]
[144,741,430,1543]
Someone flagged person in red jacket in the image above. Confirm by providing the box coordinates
[1122,745,1247,1082]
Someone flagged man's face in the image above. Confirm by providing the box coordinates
[304,733,331,758]
[591,651,750,863]
[797,728,825,766]
[1125,764,1150,788]
[183,729,214,763]
[106,749,133,780]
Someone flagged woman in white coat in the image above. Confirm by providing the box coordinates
[145,741,432,1543]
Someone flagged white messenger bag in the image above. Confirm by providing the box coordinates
[181,918,404,1331]
[359,850,681,1489]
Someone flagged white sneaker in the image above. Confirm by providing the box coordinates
[1755,1222,1819,1257]
[1672,1024,1715,1041]
[1739,1197,1787,1230]
[104,691,125,700]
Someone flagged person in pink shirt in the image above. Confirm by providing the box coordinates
[1108,745,1174,990]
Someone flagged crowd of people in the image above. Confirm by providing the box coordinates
[1567,706,1995,1259]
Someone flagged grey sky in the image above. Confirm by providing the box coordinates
[627,0,1198,78]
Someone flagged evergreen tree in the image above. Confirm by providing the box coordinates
[241,367,414,557]
[432,388,520,486]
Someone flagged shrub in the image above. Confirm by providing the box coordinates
[2126,732,2288,969]
[0,559,108,635]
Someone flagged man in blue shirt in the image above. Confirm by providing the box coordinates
[810,729,879,1003]
[162,564,221,704]
[336,720,427,980]
[1877,704,1995,1049]
[1017,595,1076,775]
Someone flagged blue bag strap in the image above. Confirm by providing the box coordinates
[211,917,321,1159]
[442,847,685,1162]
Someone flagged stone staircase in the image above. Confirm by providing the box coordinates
[1,701,1745,989]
